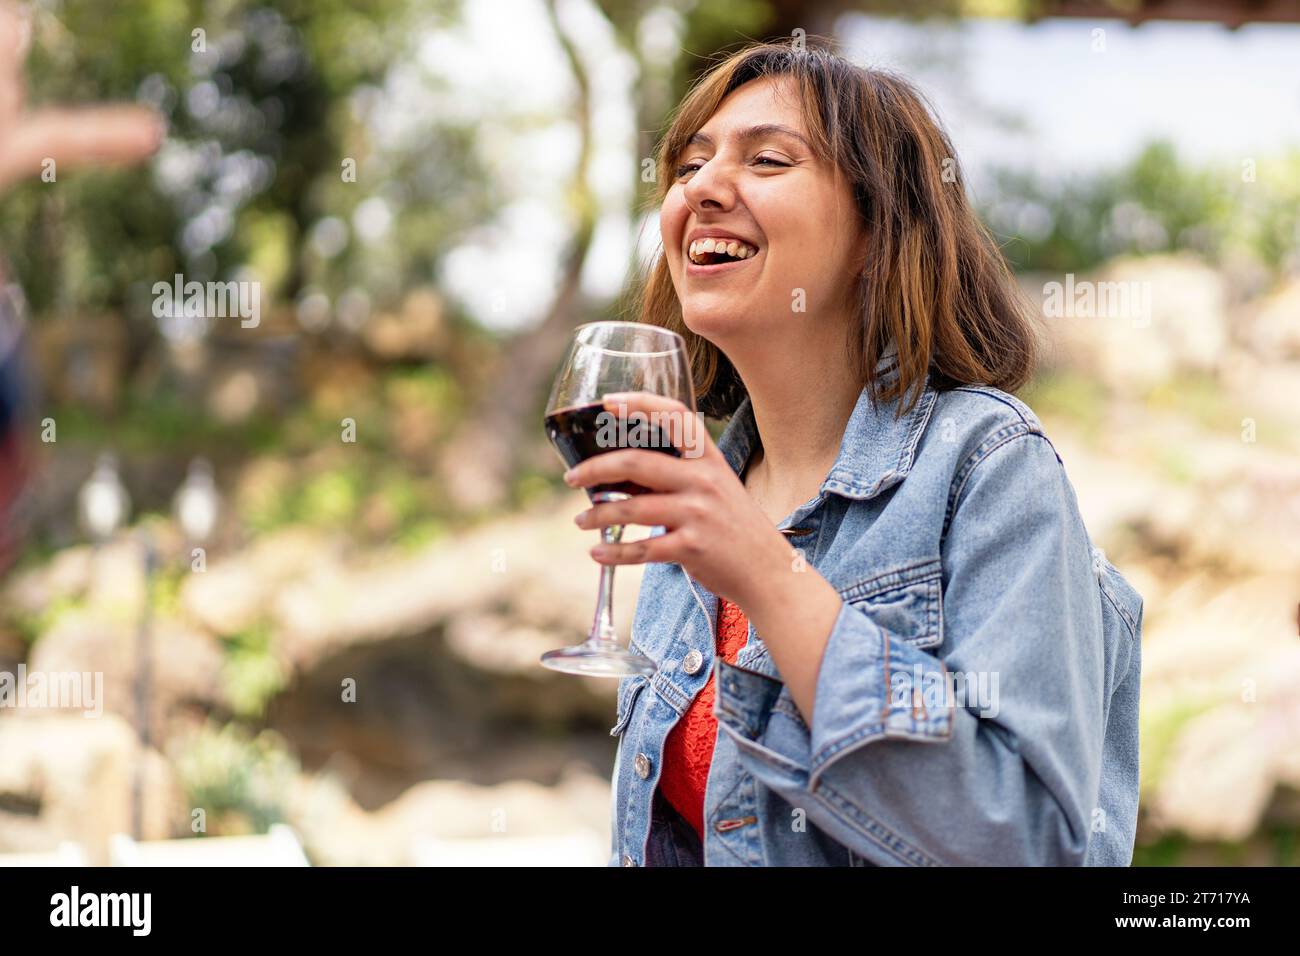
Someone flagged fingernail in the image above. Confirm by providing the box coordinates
[590,545,608,558]
[574,510,588,526]
[563,468,576,484]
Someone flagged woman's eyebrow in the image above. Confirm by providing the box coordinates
[684,123,811,152]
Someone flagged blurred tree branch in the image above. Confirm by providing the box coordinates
[436,0,598,511]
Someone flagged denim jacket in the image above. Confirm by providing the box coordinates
[607,357,1144,866]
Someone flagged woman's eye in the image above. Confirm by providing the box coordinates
[673,156,789,179]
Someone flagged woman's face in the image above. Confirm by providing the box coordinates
[660,74,867,347]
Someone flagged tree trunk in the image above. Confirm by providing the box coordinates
[437,0,597,512]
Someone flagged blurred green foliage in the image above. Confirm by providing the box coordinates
[0,0,489,321]
[174,720,299,835]
[221,621,286,720]
[984,141,1300,277]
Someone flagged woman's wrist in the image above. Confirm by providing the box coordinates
[731,534,844,720]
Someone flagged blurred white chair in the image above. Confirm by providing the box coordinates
[109,823,310,866]
[410,830,606,866]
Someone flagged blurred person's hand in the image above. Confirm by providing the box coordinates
[0,0,164,575]
[0,0,163,193]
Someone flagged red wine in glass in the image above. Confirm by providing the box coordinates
[544,400,683,499]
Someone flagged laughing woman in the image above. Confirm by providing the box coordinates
[562,40,1144,866]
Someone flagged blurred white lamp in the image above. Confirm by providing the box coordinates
[78,451,130,542]
[173,456,219,545]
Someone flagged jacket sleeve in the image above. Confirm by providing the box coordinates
[713,430,1107,865]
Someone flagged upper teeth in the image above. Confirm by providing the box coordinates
[688,238,757,263]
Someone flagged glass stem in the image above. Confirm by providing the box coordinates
[590,521,624,645]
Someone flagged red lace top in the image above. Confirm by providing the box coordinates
[657,595,751,840]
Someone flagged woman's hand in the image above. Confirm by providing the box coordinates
[0,2,164,192]
[563,390,795,607]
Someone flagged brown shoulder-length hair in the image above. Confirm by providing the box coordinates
[633,39,1041,420]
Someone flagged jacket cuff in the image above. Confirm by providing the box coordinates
[713,601,954,788]
[808,601,954,783]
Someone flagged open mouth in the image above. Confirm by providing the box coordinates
[686,237,759,271]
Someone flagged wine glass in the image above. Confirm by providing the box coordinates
[541,321,696,677]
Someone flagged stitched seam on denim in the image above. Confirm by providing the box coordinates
[1097,573,1139,641]
[812,705,955,771]
[813,784,940,866]
[611,677,648,736]
[812,723,886,775]
[719,721,808,776]
[944,427,1049,537]
[843,578,943,649]
[1098,581,1140,683]
[706,764,744,829]
[950,385,1035,426]
[825,385,937,497]
[897,385,938,474]
[812,650,956,774]
[650,670,688,714]
[952,424,1044,508]
[772,690,808,731]
[838,556,943,602]
[928,576,940,646]
[739,772,763,866]
[704,770,751,867]
[682,569,716,645]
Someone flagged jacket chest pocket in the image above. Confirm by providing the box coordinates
[835,557,944,650]
[610,675,649,737]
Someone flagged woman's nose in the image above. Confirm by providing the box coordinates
[683,158,736,212]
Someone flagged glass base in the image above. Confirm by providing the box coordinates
[540,642,657,678]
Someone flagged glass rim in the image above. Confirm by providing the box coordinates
[572,320,686,357]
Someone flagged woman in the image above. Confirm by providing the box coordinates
[562,41,1144,866]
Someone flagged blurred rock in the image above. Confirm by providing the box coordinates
[1246,278,1300,361]
[1220,354,1300,434]
[1038,253,1229,394]
[285,763,609,866]
[1141,573,1300,841]
[84,538,149,613]
[1,546,93,616]
[1147,705,1277,842]
[181,527,336,637]
[0,713,183,864]
[27,609,227,732]
[271,491,642,673]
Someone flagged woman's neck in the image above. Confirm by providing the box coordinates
[730,344,862,526]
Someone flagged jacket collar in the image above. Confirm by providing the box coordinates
[714,346,937,503]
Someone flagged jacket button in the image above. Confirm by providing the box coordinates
[622,854,636,866]
[634,753,652,779]
[682,649,704,675]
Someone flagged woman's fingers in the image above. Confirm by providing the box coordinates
[0,1,30,129]
[574,492,688,531]
[0,0,164,192]
[563,448,693,494]
[0,106,165,189]
[599,390,717,461]
[588,528,687,566]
